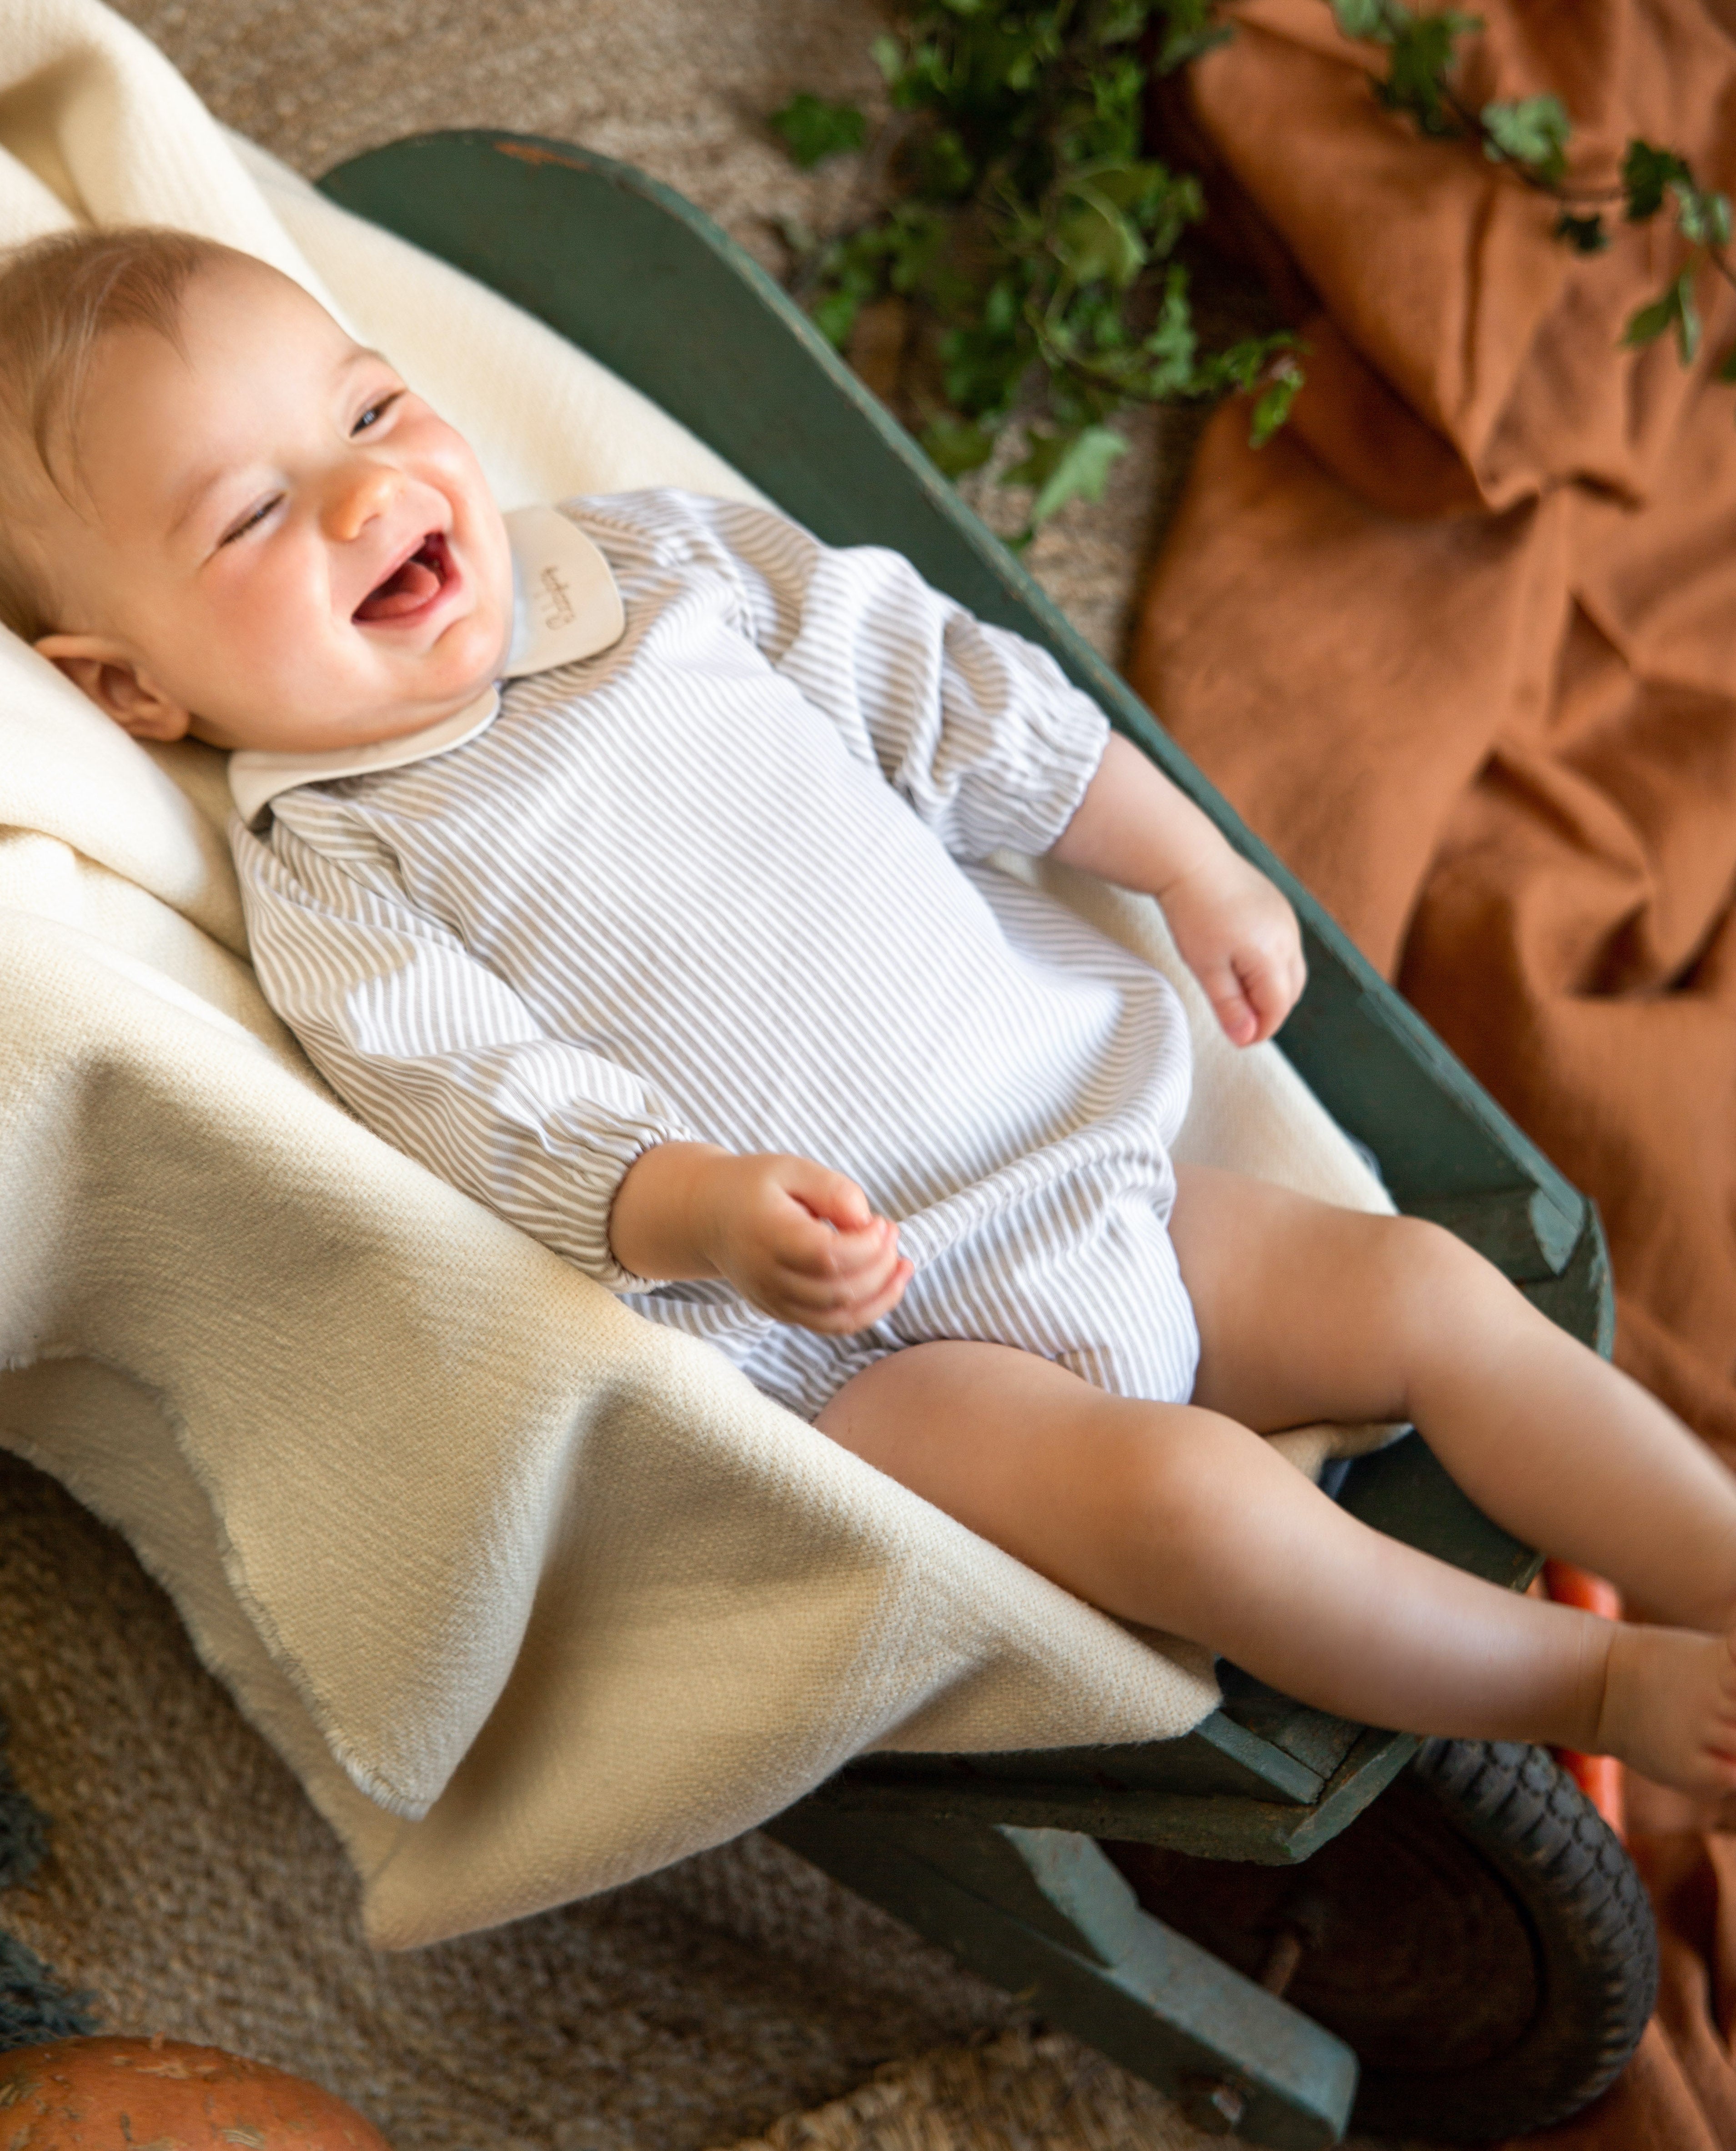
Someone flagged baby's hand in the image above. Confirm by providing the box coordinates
[1161,846,1306,1047]
[695,1153,913,1333]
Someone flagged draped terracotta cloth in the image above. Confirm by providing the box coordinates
[1130,0,1736,2135]
[1136,0,1736,1456]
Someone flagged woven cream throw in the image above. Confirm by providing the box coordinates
[0,0,1391,1950]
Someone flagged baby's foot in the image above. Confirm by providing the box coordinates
[1593,1620,1736,1796]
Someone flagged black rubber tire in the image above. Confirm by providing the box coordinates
[1104,1739,1656,2143]
[1346,1739,1657,2138]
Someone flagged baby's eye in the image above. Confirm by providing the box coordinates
[352,391,404,436]
[218,496,281,547]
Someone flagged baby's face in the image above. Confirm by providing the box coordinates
[32,256,513,755]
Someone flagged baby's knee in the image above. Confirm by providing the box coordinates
[1375,1211,1522,1354]
[1106,1400,1264,1548]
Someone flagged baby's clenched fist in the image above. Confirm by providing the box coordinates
[695,1153,912,1332]
[610,1142,912,1334]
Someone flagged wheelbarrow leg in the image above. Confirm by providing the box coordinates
[766,1804,1357,2149]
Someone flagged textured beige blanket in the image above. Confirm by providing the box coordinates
[0,0,1389,1949]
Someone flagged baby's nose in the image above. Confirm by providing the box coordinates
[325,465,401,542]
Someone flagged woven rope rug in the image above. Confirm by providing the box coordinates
[0,2,1381,2144]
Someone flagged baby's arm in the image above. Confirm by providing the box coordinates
[607,494,1303,1047]
[240,812,910,1335]
[609,1146,911,1332]
[239,815,703,1294]
[1052,734,1306,1046]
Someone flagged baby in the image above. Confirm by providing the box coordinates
[9,222,1736,1801]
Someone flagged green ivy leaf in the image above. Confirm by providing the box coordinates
[1677,278,1703,363]
[1155,20,1234,71]
[1084,158,1204,258]
[1332,0,1390,40]
[1249,363,1304,447]
[1622,270,1699,362]
[1086,57,1145,145]
[1380,10,1482,133]
[1480,94,1570,184]
[770,95,868,169]
[920,414,998,477]
[918,126,976,198]
[1622,288,1679,348]
[1154,0,1233,72]
[1054,183,1148,288]
[1140,263,1199,396]
[1087,159,1163,211]
[940,320,1031,417]
[1622,138,1693,221]
[812,288,864,347]
[983,274,1021,338]
[1098,2,1151,43]
[1675,183,1732,249]
[887,35,939,110]
[1006,423,1128,531]
[1554,210,1609,253]
[1184,331,1300,409]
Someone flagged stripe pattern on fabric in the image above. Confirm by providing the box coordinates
[233,490,1199,1417]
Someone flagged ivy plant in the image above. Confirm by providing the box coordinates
[773,1,1302,543]
[1333,0,1736,373]
[771,0,1734,543]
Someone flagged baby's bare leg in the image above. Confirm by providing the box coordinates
[822,1342,1736,1781]
[1169,1163,1736,1633]
[816,1337,1736,1789]
[817,1161,1736,1793]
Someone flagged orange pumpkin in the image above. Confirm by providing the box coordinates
[0,2036,391,2146]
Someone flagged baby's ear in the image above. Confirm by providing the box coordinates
[33,634,193,742]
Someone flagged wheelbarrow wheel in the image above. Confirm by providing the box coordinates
[1104,1738,1656,2142]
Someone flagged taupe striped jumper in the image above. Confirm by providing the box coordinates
[232,489,1199,1420]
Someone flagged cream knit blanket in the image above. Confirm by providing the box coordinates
[0,0,1391,1949]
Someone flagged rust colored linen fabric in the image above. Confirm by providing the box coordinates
[1130,1,1736,2135]
[1133,0,1736,1462]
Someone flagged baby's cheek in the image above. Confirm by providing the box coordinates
[186,582,336,739]
[434,433,510,557]
[225,592,311,690]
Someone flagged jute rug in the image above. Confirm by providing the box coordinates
[3,2,1371,2145]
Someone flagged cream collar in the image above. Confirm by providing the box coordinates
[228,505,624,827]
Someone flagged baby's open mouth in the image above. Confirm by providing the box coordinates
[355,532,453,623]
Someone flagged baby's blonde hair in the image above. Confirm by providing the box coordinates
[0,225,235,641]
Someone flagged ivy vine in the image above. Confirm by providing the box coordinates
[770,0,1736,542]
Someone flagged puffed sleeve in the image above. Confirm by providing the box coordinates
[583,489,1111,862]
[233,809,695,1292]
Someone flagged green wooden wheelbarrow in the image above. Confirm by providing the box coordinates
[318,133,1655,2151]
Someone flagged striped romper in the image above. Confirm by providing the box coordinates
[232,489,1200,1421]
